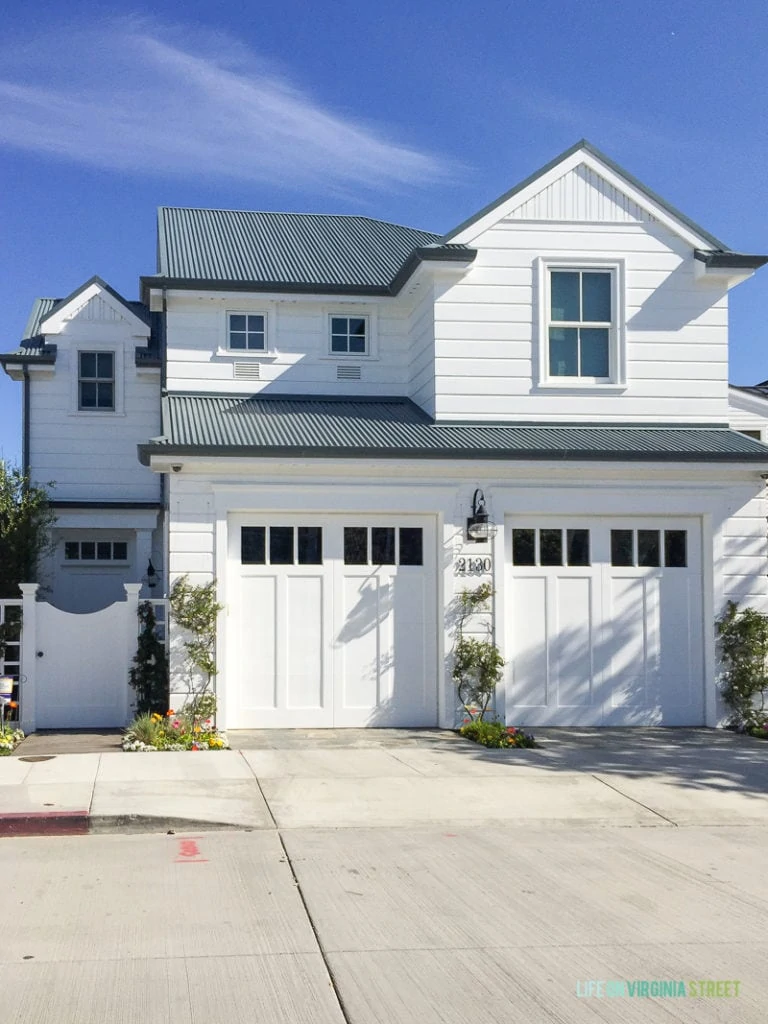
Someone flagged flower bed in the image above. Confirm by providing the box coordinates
[0,727,25,755]
[123,710,229,752]
[748,720,768,740]
[459,718,536,749]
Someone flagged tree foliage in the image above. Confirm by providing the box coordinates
[0,461,56,599]
[128,601,169,716]
[716,600,768,728]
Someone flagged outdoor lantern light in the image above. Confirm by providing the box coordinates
[146,560,159,589]
[466,488,490,542]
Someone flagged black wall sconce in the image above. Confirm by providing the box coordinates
[145,559,159,590]
[466,488,490,542]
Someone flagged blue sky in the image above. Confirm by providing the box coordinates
[1,0,767,462]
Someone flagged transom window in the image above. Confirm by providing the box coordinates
[331,316,368,355]
[344,527,423,566]
[548,269,613,379]
[512,528,591,567]
[610,529,687,568]
[64,540,128,561]
[78,352,114,410]
[241,526,323,565]
[228,313,266,351]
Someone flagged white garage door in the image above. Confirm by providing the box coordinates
[230,516,437,728]
[506,518,704,726]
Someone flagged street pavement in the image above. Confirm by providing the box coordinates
[0,728,766,1022]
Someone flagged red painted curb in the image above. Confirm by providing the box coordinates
[0,811,89,837]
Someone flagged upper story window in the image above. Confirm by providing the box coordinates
[78,352,115,410]
[538,260,625,388]
[330,315,368,355]
[228,313,266,351]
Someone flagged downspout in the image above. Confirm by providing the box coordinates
[160,287,169,597]
[22,364,30,478]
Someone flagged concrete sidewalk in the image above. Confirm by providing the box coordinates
[2,729,768,834]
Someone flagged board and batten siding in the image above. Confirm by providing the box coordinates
[163,294,414,397]
[29,336,161,503]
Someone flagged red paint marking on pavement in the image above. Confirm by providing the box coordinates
[174,837,208,863]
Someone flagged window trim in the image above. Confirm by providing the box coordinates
[73,348,121,415]
[322,307,382,360]
[536,257,626,390]
[62,538,129,564]
[224,310,272,356]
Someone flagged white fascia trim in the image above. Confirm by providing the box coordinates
[449,149,715,250]
[728,386,768,419]
[40,282,150,335]
[53,509,160,530]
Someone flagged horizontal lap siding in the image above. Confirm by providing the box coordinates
[29,340,161,502]
[168,480,215,583]
[433,220,729,423]
[408,283,436,418]
[164,298,411,396]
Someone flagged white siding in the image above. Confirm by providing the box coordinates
[407,279,436,417]
[164,294,413,397]
[432,220,730,422]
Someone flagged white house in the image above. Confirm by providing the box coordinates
[3,140,768,730]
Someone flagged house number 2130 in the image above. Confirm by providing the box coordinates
[455,557,492,575]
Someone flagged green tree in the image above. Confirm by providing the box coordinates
[0,461,56,599]
[452,583,504,721]
[716,600,768,728]
[128,601,169,715]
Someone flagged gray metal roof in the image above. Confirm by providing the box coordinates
[153,208,473,292]
[24,298,60,338]
[0,341,57,366]
[138,394,768,464]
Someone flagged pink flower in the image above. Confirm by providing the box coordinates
[172,721,180,730]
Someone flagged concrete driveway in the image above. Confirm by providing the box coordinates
[2,728,767,1022]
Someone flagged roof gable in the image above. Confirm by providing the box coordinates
[444,140,728,250]
[39,276,150,335]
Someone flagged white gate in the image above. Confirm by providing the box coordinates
[19,583,142,731]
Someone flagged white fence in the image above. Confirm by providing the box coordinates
[12,585,171,733]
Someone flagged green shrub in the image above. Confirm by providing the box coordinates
[129,602,169,716]
[460,719,536,749]
[716,601,768,729]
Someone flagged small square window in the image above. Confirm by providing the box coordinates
[269,527,294,565]
[372,527,395,565]
[512,529,536,566]
[241,527,266,564]
[64,542,80,560]
[399,528,423,566]
[664,530,687,568]
[638,530,661,568]
[78,351,115,410]
[228,313,266,351]
[540,529,563,566]
[566,529,590,566]
[113,542,128,561]
[344,527,368,565]
[81,542,96,560]
[97,542,112,560]
[610,530,634,567]
[330,315,368,355]
[298,527,323,565]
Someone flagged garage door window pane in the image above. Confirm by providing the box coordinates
[665,530,687,568]
[344,527,368,565]
[113,542,128,561]
[297,526,323,565]
[270,527,294,565]
[81,542,96,560]
[512,529,535,566]
[97,542,112,560]
[638,530,660,568]
[567,529,590,566]
[610,530,634,566]
[241,527,265,564]
[372,527,395,565]
[399,528,423,565]
[540,529,563,566]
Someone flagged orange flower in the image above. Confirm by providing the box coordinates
[8,701,18,709]
[166,709,175,716]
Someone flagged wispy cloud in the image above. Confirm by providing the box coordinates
[0,18,449,193]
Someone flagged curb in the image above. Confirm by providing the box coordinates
[0,811,260,838]
[0,811,89,837]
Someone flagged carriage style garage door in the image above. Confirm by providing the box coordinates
[506,517,704,726]
[229,516,437,727]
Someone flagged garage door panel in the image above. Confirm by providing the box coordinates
[510,577,548,707]
[338,576,383,714]
[239,576,278,711]
[390,574,433,723]
[658,573,703,718]
[554,576,596,708]
[606,575,654,709]
[284,575,326,710]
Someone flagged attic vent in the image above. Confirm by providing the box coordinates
[234,361,260,380]
[337,365,362,380]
